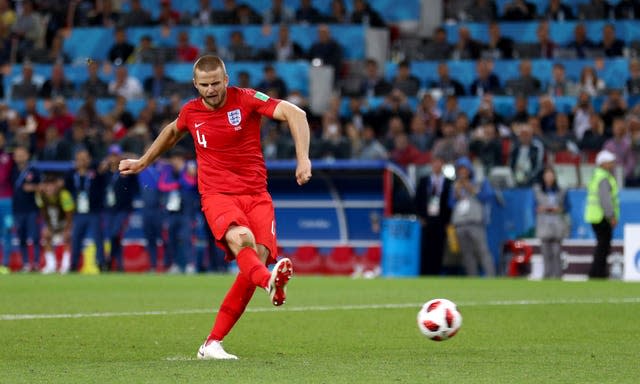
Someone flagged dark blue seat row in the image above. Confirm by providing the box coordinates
[128,0,419,23]
[63,24,366,61]
[444,20,640,45]
[384,58,630,90]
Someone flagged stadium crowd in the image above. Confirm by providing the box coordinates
[0,0,639,275]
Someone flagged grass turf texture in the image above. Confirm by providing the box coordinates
[1,275,639,384]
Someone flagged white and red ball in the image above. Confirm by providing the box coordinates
[417,298,462,341]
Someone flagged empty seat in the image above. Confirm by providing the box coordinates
[324,246,356,275]
[289,245,324,275]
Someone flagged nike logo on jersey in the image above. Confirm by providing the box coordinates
[195,122,205,128]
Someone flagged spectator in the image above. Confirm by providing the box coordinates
[626,59,640,96]
[263,0,295,25]
[137,158,163,271]
[39,125,72,161]
[415,93,441,137]
[470,59,501,96]
[543,113,579,154]
[351,0,385,27]
[603,116,633,182]
[0,133,11,271]
[358,58,392,98]
[200,35,229,61]
[270,24,304,62]
[576,66,605,97]
[465,0,498,22]
[236,71,252,88]
[21,97,47,151]
[449,156,496,277]
[599,24,625,58]
[535,21,556,59]
[295,0,322,24]
[65,148,106,272]
[424,27,452,61]
[157,0,181,25]
[626,115,640,186]
[357,125,388,160]
[452,26,482,60]
[192,0,214,26]
[547,63,578,97]
[47,97,75,137]
[10,61,44,99]
[469,123,502,174]
[414,154,453,275]
[308,24,343,76]
[256,65,288,99]
[10,146,40,272]
[573,91,595,141]
[129,35,156,64]
[158,148,198,273]
[409,115,435,152]
[510,95,530,124]
[39,63,75,99]
[505,59,541,97]
[100,145,139,271]
[579,112,607,153]
[236,4,262,24]
[326,0,349,24]
[567,23,597,59]
[502,0,536,21]
[432,121,468,163]
[510,123,545,187]
[212,0,239,24]
[143,62,176,99]
[545,0,574,20]
[176,30,199,62]
[316,111,351,159]
[430,62,466,97]
[78,59,109,98]
[614,0,640,19]
[483,21,514,59]
[29,31,70,64]
[471,94,505,129]
[578,0,611,20]
[390,132,426,166]
[88,0,119,27]
[584,149,618,279]
[108,27,134,65]
[228,30,255,61]
[120,0,151,27]
[441,95,462,124]
[534,167,569,279]
[0,0,15,36]
[10,0,43,61]
[537,96,557,135]
[391,60,421,97]
[108,65,144,100]
[36,174,74,274]
[600,89,627,132]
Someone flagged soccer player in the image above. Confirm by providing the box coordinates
[119,55,312,360]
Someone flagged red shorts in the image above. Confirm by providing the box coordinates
[201,192,277,265]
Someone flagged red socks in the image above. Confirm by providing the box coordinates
[207,272,256,343]
[235,247,271,289]
[206,247,270,343]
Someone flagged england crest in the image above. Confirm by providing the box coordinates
[227,109,242,126]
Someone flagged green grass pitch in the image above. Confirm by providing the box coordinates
[1,274,639,384]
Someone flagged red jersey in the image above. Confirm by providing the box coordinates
[176,87,281,195]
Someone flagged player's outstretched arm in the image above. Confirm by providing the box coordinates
[119,119,186,175]
[272,100,312,185]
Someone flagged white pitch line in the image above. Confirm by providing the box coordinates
[2,297,640,321]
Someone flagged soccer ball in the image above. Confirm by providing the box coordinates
[417,298,462,341]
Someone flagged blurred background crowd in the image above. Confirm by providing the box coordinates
[0,0,639,276]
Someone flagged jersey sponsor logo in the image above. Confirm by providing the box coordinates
[227,109,242,126]
[254,91,269,102]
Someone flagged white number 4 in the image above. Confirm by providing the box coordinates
[196,129,207,148]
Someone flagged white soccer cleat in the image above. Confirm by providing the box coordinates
[268,258,293,306]
[197,340,238,360]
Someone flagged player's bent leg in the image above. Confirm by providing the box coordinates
[226,226,271,288]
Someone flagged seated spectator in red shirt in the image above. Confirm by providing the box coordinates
[176,31,199,62]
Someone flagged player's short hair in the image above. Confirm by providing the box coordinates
[193,55,226,78]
